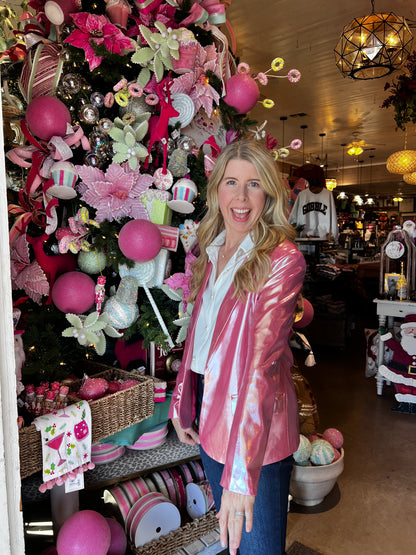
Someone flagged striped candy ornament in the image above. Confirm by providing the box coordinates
[19,43,64,103]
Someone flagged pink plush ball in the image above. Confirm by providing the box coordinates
[106,517,127,555]
[223,73,260,114]
[51,271,96,314]
[323,428,344,450]
[25,96,71,141]
[57,510,111,555]
[118,219,162,262]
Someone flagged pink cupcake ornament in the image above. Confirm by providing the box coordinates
[105,0,132,29]
[172,29,198,74]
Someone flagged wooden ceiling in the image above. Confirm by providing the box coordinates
[226,0,416,199]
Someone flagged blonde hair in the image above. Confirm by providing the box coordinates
[189,139,296,302]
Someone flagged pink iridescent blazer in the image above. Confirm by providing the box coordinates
[169,239,306,496]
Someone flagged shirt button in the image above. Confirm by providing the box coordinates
[192,357,196,361]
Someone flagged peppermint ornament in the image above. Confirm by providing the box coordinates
[153,168,174,191]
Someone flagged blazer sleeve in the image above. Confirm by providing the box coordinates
[220,245,306,496]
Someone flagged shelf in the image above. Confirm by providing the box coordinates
[86,431,200,489]
[22,431,200,503]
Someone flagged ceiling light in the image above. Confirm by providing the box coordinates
[403,172,416,184]
[354,195,364,205]
[347,142,364,156]
[366,197,375,204]
[393,196,403,202]
[326,178,337,191]
[334,1,413,80]
[337,191,348,199]
[386,149,416,174]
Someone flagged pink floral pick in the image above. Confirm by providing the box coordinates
[76,163,153,223]
[171,43,221,118]
[64,12,134,70]
[164,252,196,310]
[10,235,49,304]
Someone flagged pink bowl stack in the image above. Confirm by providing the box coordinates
[91,443,126,465]
[126,422,169,451]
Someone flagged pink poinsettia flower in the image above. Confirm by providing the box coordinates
[76,163,153,223]
[64,12,134,70]
[170,44,221,117]
[10,235,49,304]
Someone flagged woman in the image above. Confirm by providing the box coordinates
[169,139,306,554]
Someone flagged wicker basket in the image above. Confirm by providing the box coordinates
[19,364,154,479]
[129,511,218,555]
[69,365,155,444]
[19,424,42,480]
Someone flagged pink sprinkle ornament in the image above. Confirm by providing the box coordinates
[223,73,260,114]
[57,510,111,555]
[118,219,162,262]
[25,96,71,141]
[322,428,344,450]
[51,271,96,314]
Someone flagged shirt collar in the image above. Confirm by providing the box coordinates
[206,231,254,265]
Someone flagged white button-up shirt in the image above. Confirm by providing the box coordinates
[191,231,254,375]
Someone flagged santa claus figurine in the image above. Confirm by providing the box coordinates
[379,314,416,413]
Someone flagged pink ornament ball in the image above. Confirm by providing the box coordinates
[78,377,109,400]
[323,428,344,450]
[25,96,71,141]
[293,298,314,329]
[332,448,342,463]
[57,510,111,555]
[223,73,260,114]
[118,219,162,262]
[52,271,96,314]
[106,517,127,555]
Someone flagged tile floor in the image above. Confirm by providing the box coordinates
[286,338,416,555]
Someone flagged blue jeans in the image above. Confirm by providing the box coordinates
[196,374,292,555]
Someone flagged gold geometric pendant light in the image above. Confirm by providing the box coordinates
[334,1,413,80]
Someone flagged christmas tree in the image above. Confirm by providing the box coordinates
[1,0,301,384]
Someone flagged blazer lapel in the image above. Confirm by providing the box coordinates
[208,284,240,353]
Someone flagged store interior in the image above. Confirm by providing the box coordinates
[2,1,416,554]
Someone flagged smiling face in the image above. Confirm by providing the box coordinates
[218,159,267,243]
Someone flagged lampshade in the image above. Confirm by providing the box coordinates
[334,6,413,80]
[386,150,416,174]
[325,178,337,191]
[403,172,416,185]
[393,196,403,202]
[347,142,364,156]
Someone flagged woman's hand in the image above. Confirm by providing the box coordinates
[217,489,255,555]
[171,418,200,446]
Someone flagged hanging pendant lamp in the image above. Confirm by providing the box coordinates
[386,128,416,174]
[334,0,413,80]
[403,172,416,185]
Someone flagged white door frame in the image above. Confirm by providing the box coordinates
[0,83,26,554]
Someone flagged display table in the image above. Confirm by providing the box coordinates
[373,299,416,394]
